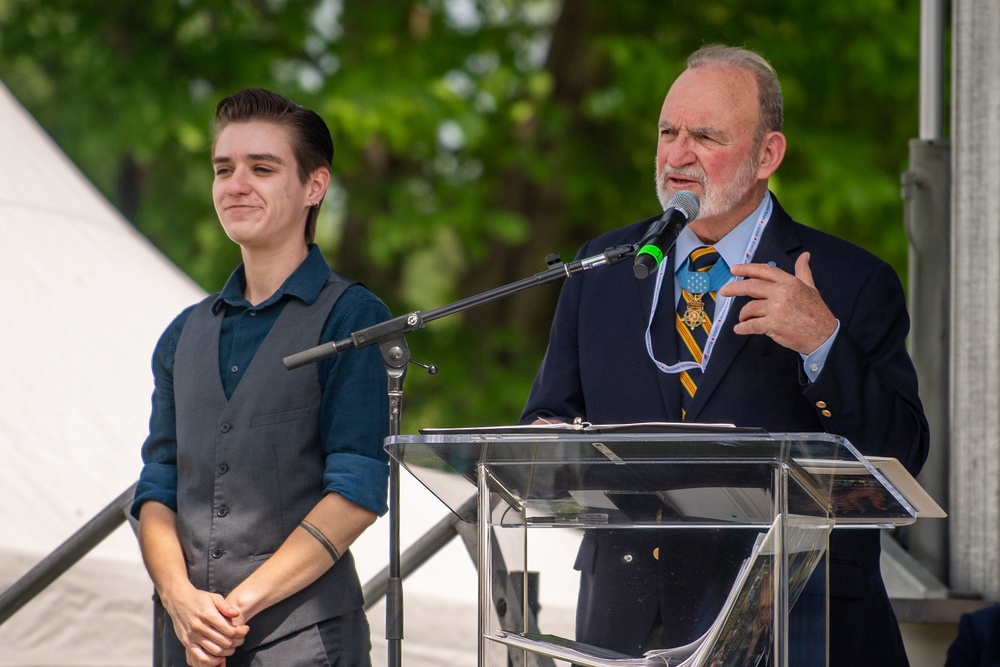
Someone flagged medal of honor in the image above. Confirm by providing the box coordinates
[679,269,712,330]
[681,291,709,330]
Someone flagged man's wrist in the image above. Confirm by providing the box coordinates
[800,319,840,382]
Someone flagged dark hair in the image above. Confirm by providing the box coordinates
[213,88,334,244]
[686,44,783,145]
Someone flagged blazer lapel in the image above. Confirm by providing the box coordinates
[638,250,684,423]
[683,205,802,422]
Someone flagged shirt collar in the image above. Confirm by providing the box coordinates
[675,191,771,270]
[212,244,331,313]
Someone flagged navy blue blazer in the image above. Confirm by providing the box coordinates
[522,195,929,666]
[946,605,1000,667]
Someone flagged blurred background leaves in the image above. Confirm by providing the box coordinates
[0,0,924,432]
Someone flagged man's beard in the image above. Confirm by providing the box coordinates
[655,146,760,220]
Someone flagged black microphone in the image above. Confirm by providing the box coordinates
[632,191,701,279]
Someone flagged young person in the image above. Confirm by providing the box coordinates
[132,88,391,667]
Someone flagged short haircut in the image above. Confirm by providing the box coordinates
[685,44,783,143]
[213,88,333,244]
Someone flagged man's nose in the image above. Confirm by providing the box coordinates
[666,135,697,169]
[228,166,252,192]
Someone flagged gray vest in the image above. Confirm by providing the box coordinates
[173,273,361,649]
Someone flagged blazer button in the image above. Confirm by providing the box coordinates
[653,548,660,560]
[821,409,832,418]
[217,505,229,517]
[622,554,633,564]
[218,463,229,475]
[815,401,827,409]
[220,422,231,433]
[211,548,224,559]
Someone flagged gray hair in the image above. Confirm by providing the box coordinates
[685,44,783,142]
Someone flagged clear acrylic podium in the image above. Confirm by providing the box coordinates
[385,428,920,667]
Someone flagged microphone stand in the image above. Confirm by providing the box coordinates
[282,243,635,667]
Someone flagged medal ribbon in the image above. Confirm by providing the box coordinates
[644,195,773,374]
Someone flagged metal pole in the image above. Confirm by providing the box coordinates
[380,338,409,667]
[478,465,492,667]
[949,0,1000,599]
[919,0,947,140]
[901,0,951,583]
[0,484,136,626]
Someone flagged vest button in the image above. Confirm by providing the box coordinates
[220,422,231,433]
[217,505,229,517]
[211,548,224,559]
[218,463,229,475]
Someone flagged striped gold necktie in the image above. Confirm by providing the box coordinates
[676,246,721,417]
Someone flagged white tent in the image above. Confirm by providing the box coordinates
[0,79,201,665]
[0,81,579,666]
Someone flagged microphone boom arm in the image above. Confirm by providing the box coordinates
[282,243,636,370]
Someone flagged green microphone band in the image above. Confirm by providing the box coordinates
[637,244,664,264]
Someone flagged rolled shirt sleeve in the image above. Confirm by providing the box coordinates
[131,308,193,518]
[317,286,391,516]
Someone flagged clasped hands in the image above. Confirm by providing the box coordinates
[165,586,250,667]
[717,252,837,356]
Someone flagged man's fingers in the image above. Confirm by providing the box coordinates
[719,277,773,300]
[190,616,247,654]
[735,299,768,323]
[198,637,238,658]
[719,262,786,299]
[727,261,785,281]
[732,317,770,338]
[214,596,241,619]
[794,251,815,288]
[187,645,225,667]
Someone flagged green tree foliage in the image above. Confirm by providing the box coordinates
[0,0,922,432]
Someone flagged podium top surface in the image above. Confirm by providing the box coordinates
[385,429,920,528]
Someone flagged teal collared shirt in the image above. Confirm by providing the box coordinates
[213,245,331,398]
[133,245,392,518]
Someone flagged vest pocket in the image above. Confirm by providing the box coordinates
[250,406,312,427]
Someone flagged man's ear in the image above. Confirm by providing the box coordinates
[756,131,786,180]
[307,166,331,204]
